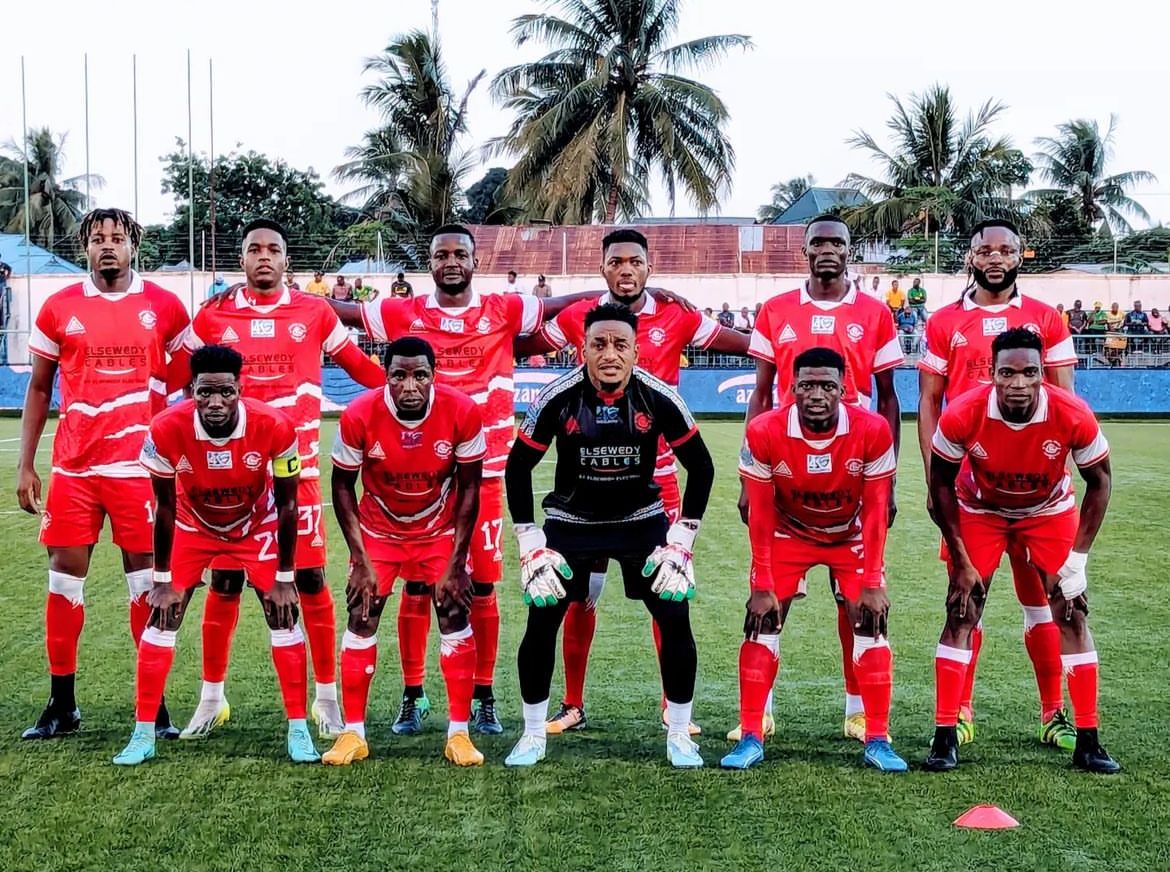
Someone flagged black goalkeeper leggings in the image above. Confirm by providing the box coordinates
[516,556,697,705]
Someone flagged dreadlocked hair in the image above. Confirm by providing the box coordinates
[78,208,143,249]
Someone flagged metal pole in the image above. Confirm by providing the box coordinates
[187,50,195,306]
[1113,237,1118,273]
[132,55,140,270]
[934,231,939,273]
[21,57,32,360]
[84,53,91,209]
[208,58,216,273]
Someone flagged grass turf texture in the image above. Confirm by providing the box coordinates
[0,418,1166,871]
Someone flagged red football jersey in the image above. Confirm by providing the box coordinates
[931,385,1109,518]
[331,383,486,539]
[540,292,718,387]
[140,398,299,538]
[918,291,1076,401]
[186,287,381,479]
[739,402,896,544]
[361,292,542,479]
[749,285,902,407]
[28,273,190,477]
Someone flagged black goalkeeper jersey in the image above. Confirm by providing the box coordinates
[515,366,699,525]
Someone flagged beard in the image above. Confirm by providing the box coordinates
[972,265,1019,294]
[436,275,471,294]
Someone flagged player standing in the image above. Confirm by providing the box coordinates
[18,208,190,740]
[177,218,385,740]
[515,228,748,735]
[924,328,1118,773]
[724,347,906,771]
[503,304,715,768]
[918,219,1079,749]
[113,345,317,765]
[738,213,903,743]
[323,338,487,766]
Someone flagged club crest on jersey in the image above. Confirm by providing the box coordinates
[970,442,989,459]
[440,317,465,333]
[476,317,492,334]
[846,323,864,343]
[288,322,308,342]
[138,310,158,329]
[433,439,453,459]
[392,435,414,453]
[811,315,836,335]
[807,453,832,474]
[1041,439,1062,459]
[982,317,1008,336]
[564,417,581,435]
[220,326,240,344]
[250,319,276,338]
[634,411,653,433]
[845,458,864,475]
[595,405,620,424]
[64,316,86,335]
[242,451,263,471]
[206,450,233,469]
[776,324,799,344]
[648,327,667,346]
[409,318,426,333]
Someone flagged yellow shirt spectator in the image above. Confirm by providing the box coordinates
[885,282,906,310]
[305,273,330,296]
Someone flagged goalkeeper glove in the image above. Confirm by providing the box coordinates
[515,523,572,607]
[1056,550,1088,600]
[643,520,700,602]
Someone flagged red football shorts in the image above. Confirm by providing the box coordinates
[362,532,455,596]
[654,469,682,524]
[170,516,281,593]
[294,477,327,569]
[40,474,154,553]
[956,508,1078,583]
[768,531,880,603]
[469,477,504,584]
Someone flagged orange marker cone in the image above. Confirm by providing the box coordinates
[954,805,1020,830]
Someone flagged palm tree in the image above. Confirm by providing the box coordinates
[1029,116,1155,234]
[0,128,100,252]
[843,85,1030,238]
[490,0,751,223]
[757,174,814,222]
[335,31,483,235]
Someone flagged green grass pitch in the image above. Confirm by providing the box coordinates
[0,418,1166,871]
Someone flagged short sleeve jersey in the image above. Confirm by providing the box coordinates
[738,403,896,545]
[749,286,903,407]
[140,398,299,538]
[540,292,719,387]
[186,288,359,479]
[918,291,1076,401]
[331,383,486,540]
[931,385,1109,518]
[28,273,190,477]
[362,292,542,479]
[517,367,699,525]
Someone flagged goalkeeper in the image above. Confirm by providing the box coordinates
[503,304,714,768]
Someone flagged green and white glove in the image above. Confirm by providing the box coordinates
[516,523,572,607]
[643,520,700,602]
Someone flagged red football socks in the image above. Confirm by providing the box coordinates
[298,586,337,686]
[45,589,85,677]
[135,627,177,722]
[269,627,308,720]
[959,622,983,714]
[737,635,780,738]
[1063,651,1100,728]
[201,589,240,683]
[853,636,893,741]
[470,589,500,688]
[340,631,378,726]
[440,626,477,723]
[397,591,432,687]
[561,601,597,709]
[836,603,860,696]
[1022,605,1065,719]
[934,643,972,726]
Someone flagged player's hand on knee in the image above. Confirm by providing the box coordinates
[438,567,474,611]
[267,571,299,627]
[946,563,985,621]
[515,524,571,607]
[644,520,699,602]
[1055,551,1090,621]
[855,586,890,638]
[346,557,378,621]
[147,572,183,623]
[743,589,781,639]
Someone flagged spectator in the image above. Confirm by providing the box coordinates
[0,260,11,365]
[894,301,919,351]
[390,272,413,298]
[305,270,330,296]
[1106,301,1124,333]
[1056,302,1067,327]
[532,274,552,298]
[733,306,753,333]
[352,277,379,303]
[717,302,735,329]
[869,275,882,298]
[885,279,905,313]
[1124,300,1149,334]
[703,307,715,320]
[907,277,927,322]
[285,271,300,291]
[503,270,524,293]
[206,273,228,299]
[332,275,353,301]
[1067,300,1089,334]
[754,301,763,322]
[1086,301,1108,334]
[1148,307,1165,334]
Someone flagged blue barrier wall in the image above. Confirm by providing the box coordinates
[1,365,1166,415]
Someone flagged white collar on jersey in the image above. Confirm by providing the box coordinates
[83,270,144,298]
[986,384,1049,428]
[233,286,291,312]
[962,288,1023,311]
[787,402,850,445]
[799,282,858,309]
[600,291,658,315]
[193,400,248,444]
[382,385,436,430]
[424,290,481,313]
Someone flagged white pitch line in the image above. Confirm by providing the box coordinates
[0,432,53,443]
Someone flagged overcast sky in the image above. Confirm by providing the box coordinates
[5,0,1170,230]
